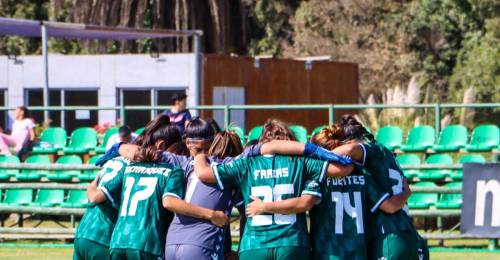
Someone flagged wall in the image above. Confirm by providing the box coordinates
[202,54,359,131]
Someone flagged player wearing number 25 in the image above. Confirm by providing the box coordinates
[194,119,353,260]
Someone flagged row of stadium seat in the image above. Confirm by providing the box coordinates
[0,188,88,208]
[0,155,99,182]
[408,182,462,209]
[32,127,144,155]
[396,153,486,181]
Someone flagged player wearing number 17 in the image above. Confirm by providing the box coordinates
[194,119,353,260]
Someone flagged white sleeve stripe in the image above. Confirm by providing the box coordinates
[359,143,367,166]
[371,193,390,213]
[212,165,225,190]
[98,186,115,206]
[163,192,181,199]
[302,190,322,198]
[319,161,328,183]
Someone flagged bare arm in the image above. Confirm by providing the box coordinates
[260,140,305,155]
[332,143,363,162]
[86,180,106,204]
[162,196,228,227]
[193,154,216,183]
[378,180,412,214]
[246,195,317,216]
[326,163,354,177]
[29,128,35,141]
[118,144,140,160]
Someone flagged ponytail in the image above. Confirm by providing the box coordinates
[209,130,244,159]
[311,124,346,150]
[339,114,375,143]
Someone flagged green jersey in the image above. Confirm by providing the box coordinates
[360,142,415,235]
[310,167,389,260]
[102,162,185,256]
[213,154,328,252]
[75,157,129,246]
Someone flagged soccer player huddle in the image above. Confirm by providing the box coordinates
[73,114,429,260]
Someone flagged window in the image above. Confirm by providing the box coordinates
[25,89,61,127]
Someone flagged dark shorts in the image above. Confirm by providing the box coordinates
[165,244,223,260]
[370,230,419,260]
[239,246,310,260]
[73,238,110,260]
[110,248,161,260]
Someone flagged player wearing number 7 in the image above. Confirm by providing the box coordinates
[87,119,229,260]
[194,119,353,260]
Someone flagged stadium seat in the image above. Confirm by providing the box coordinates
[16,155,51,182]
[63,127,98,154]
[95,127,119,154]
[401,125,435,152]
[0,155,20,181]
[79,155,100,182]
[408,182,438,209]
[47,155,83,182]
[31,189,64,207]
[0,189,33,206]
[32,127,67,154]
[311,125,327,137]
[61,190,88,208]
[290,125,308,143]
[449,154,486,180]
[135,127,145,135]
[395,154,421,178]
[226,125,245,144]
[433,124,468,152]
[465,125,499,152]
[376,126,403,150]
[247,125,263,143]
[419,154,453,181]
[436,182,463,209]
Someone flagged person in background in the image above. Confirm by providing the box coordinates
[164,93,191,134]
[0,106,35,155]
[106,126,137,151]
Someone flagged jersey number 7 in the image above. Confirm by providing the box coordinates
[120,177,158,217]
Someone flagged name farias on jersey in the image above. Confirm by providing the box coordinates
[253,168,289,180]
[326,175,365,186]
[125,166,171,176]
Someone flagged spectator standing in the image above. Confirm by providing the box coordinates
[0,106,35,155]
[164,93,191,134]
[105,126,137,151]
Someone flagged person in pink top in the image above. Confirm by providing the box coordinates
[0,106,35,155]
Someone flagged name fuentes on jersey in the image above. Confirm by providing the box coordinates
[325,175,365,186]
[253,168,289,180]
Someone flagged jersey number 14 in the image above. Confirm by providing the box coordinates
[332,191,364,234]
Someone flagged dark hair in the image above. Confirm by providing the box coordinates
[184,117,215,141]
[118,126,132,137]
[245,139,259,148]
[134,114,170,146]
[258,119,296,144]
[311,124,346,150]
[17,106,29,119]
[171,93,187,104]
[206,118,222,134]
[209,130,243,159]
[166,141,190,156]
[339,114,375,143]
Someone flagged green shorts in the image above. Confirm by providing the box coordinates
[110,248,160,260]
[370,230,418,260]
[73,238,110,260]
[239,246,309,260]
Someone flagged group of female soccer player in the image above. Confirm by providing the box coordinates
[73,114,428,260]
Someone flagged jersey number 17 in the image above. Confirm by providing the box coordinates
[120,177,158,217]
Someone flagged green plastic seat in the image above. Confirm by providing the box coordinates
[401,125,435,152]
[0,155,20,181]
[16,155,51,182]
[95,127,119,154]
[32,127,67,154]
[396,154,421,179]
[61,190,88,208]
[247,125,263,143]
[419,154,453,181]
[0,189,33,206]
[408,182,438,209]
[79,155,100,182]
[135,127,145,135]
[290,125,308,143]
[466,125,499,152]
[433,125,468,152]
[31,189,65,207]
[63,127,98,154]
[311,125,327,138]
[226,125,245,145]
[449,154,486,180]
[436,182,462,209]
[47,155,83,182]
[376,126,403,150]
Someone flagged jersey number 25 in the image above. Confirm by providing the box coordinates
[251,184,296,226]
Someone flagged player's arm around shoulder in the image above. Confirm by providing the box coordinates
[193,153,216,184]
[246,194,318,217]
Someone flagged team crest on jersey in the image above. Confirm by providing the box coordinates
[306,180,319,188]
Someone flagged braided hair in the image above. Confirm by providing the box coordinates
[339,114,376,143]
